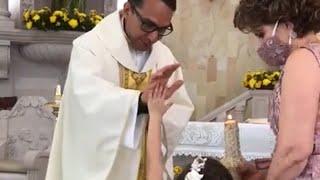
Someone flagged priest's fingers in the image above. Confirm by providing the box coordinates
[151,63,180,81]
[154,83,160,98]
[165,80,184,99]
[161,63,180,78]
[161,85,167,99]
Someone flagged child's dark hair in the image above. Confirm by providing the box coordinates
[176,157,233,180]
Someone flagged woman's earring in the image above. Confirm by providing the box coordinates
[289,31,297,45]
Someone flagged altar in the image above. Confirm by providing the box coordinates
[174,121,276,161]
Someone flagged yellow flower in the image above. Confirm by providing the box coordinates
[79,17,85,23]
[94,20,101,25]
[249,79,256,89]
[63,14,69,22]
[50,15,57,23]
[25,21,32,29]
[53,10,64,17]
[94,15,103,21]
[173,166,183,176]
[38,9,45,14]
[273,71,280,77]
[78,13,87,17]
[263,79,272,86]
[43,6,50,11]
[31,10,37,16]
[90,10,97,16]
[32,14,40,22]
[255,81,262,89]
[23,10,30,21]
[68,19,78,29]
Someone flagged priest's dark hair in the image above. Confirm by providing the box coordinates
[128,0,176,11]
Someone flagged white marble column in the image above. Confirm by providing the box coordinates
[0,0,14,29]
[0,0,13,79]
[0,0,10,19]
[0,40,10,79]
[104,0,117,15]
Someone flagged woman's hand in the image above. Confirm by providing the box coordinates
[237,161,264,180]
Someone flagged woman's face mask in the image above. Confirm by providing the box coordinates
[257,21,292,66]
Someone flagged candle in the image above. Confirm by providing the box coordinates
[55,84,61,96]
[220,114,244,180]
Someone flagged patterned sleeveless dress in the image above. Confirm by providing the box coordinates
[269,43,320,179]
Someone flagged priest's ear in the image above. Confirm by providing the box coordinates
[122,2,133,17]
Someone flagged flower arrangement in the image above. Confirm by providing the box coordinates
[22,7,104,32]
[242,70,281,90]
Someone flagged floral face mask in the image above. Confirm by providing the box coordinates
[257,20,293,66]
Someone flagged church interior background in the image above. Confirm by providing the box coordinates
[0,0,278,179]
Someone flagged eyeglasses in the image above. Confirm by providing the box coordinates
[131,4,174,37]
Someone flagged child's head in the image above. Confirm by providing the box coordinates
[176,156,233,180]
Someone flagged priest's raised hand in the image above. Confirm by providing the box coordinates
[140,63,184,105]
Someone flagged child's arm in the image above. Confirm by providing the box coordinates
[146,113,163,180]
[146,85,172,180]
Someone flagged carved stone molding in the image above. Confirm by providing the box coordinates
[4,96,56,160]
[0,40,10,79]
[9,96,55,119]
[0,29,82,44]
[19,43,72,65]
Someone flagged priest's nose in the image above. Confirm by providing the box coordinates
[147,31,159,43]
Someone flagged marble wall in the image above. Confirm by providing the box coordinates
[162,0,269,120]
[2,0,270,120]
[0,46,66,101]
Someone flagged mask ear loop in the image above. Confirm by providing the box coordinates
[289,31,292,45]
[272,20,280,37]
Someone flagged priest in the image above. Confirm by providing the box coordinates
[45,0,194,179]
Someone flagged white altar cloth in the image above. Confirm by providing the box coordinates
[174,122,276,160]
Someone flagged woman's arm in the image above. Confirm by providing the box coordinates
[267,49,320,180]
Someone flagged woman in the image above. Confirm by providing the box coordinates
[233,0,320,179]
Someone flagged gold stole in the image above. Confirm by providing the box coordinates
[119,64,152,180]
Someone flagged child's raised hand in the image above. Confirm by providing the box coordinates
[147,83,173,118]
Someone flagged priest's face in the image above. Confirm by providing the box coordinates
[123,0,174,51]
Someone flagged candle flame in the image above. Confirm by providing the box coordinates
[227,114,233,120]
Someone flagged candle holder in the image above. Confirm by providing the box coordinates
[220,115,245,180]
[46,85,62,117]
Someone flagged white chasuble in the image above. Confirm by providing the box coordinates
[46,10,194,180]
